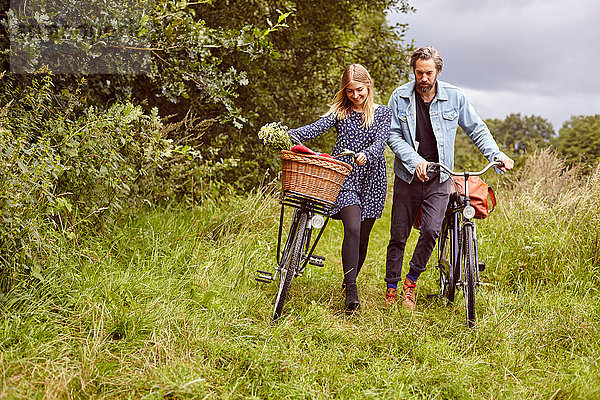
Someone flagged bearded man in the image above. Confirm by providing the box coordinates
[385,46,514,310]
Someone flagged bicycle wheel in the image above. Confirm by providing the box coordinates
[273,211,307,321]
[438,215,457,302]
[462,223,477,327]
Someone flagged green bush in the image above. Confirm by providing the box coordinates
[0,72,209,290]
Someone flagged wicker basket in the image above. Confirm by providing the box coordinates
[280,150,352,204]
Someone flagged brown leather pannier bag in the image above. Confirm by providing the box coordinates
[413,176,496,229]
[451,176,496,219]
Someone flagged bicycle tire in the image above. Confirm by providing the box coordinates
[463,224,477,327]
[438,216,457,302]
[273,211,307,321]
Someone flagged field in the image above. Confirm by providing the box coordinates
[1,150,599,399]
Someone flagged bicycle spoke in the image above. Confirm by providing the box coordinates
[463,224,476,327]
[273,212,307,321]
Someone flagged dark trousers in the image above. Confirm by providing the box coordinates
[385,174,450,284]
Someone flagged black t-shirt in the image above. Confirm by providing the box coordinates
[415,91,439,162]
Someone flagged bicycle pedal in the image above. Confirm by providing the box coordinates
[256,270,274,283]
[309,255,325,267]
[478,261,486,271]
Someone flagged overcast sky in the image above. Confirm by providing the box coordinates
[388,0,600,131]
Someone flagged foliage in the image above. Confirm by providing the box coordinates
[485,149,600,288]
[4,0,286,125]
[0,72,205,289]
[452,127,491,171]
[4,0,414,193]
[203,0,414,185]
[485,113,555,156]
[555,114,600,165]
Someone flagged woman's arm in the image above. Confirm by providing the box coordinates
[288,113,336,144]
[362,106,392,163]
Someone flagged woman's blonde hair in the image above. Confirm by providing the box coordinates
[327,64,375,128]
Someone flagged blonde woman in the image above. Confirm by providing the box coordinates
[288,64,391,311]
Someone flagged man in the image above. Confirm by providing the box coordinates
[385,46,514,310]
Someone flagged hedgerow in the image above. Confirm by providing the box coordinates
[0,71,206,290]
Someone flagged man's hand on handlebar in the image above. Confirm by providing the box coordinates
[497,156,514,172]
[416,160,430,182]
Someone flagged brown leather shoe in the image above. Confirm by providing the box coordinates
[385,287,397,306]
[402,277,417,311]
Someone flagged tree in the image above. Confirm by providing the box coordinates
[555,114,600,164]
[193,0,414,190]
[486,113,555,156]
[4,0,415,193]
[4,0,284,126]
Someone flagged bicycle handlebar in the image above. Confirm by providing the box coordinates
[333,149,356,159]
[427,160,504,177]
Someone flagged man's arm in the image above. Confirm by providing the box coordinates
[387,92,427,178]
[458,94,513,171]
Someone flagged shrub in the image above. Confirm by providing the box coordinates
[0,72,207,290]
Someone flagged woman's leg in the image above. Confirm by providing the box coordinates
[356,218,376,276]
[338,205,362,310]
[338,205,361,284]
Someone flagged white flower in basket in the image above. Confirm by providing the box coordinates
[258,122,292,151]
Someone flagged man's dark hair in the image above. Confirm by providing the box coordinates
[410,46,443,72]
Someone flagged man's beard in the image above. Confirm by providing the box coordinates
[418,80,435,94]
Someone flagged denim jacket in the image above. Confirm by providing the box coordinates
[387,80,507,183]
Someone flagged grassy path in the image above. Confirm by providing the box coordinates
[2,155,600,398]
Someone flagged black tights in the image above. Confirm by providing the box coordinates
[338,205,376,285]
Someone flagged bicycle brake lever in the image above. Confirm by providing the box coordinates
[426,162,439,174]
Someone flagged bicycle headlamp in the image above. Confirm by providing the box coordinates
[311,214,325,229]
[463,205,476,220]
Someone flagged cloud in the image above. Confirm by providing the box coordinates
[463,87,600,130]
[388,0,600,127]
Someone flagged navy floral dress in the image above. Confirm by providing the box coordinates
[289,105,391,220]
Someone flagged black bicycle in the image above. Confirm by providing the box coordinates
[256,149,353,321]
[430,160,502,327]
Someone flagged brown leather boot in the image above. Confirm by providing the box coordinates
[402,277,417,311]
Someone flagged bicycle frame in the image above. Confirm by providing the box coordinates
[432,160,502,327]
[277,191,332,275]
[256,189,336,321]
[257,147,355,321]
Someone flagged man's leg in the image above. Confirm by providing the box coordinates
[399,177,450,311]
[406,177,451,280]
[385,176,421,285]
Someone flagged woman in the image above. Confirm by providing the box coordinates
[289,64,391,311]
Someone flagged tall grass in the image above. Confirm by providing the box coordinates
[1,151,599,399]
[481,149,600,288]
